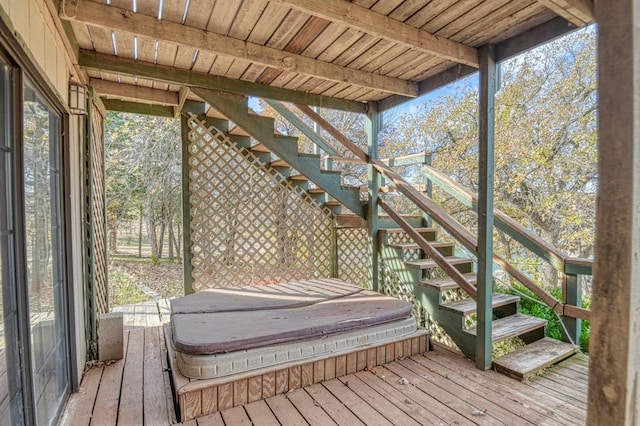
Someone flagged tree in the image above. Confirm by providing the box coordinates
[104,113,182,260]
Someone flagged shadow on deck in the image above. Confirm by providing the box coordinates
[60,301,588,425]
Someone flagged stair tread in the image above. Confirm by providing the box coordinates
[308,188,326,194]
[271,159,289,167]
[251,143,272,153]
[421,273,478,291]
[493,337,578,379]
[388,241,453,249]
[466,313,547,343]
[405,256,472,269]
[289,174,309,181]
[324,200,341,207]
[229,126,249,136]
[380,227,437,234]
[440,293,520,315]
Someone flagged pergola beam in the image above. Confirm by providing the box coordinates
[90,78,179,105]
[62,0,418,97]
[535,0,594,26]
[272,0,478,67]
[78,50,367,113]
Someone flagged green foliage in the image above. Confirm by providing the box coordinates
[108,265,149,307]
[501,282,590,353]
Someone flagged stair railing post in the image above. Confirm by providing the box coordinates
[181,112,195,295]
[366,102,381,291]
[562,273,582,346]
[424,153,433,228]
[477,44,497,370]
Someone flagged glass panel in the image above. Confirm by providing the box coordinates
[0,57,24,425]
[23,81,68,426]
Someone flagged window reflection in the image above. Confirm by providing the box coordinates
[23,81,68,426]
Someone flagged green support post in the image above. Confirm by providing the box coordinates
[366,102,381,291]
[477,44,497,370]
[181,113,194,295]
[562,273,582,346]
[424,153,433,228]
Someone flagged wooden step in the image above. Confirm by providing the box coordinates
[324,200,341,207]
[465,313,547,343]
[420,273,478,291]
[380,227,437,234]
[440,293,520,315]
[289,174,309,181]
[308,188,326,194]
[229,125,249,136]
[493,337,578,379]
[404,256,472,270]
[271,159,289,167]
[251,143,272,153]
[387,241,453,250]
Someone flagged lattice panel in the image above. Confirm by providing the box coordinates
[187,115,333,290]
[336,228,372,289]
[90,104,108,315]
[380,264,425,325]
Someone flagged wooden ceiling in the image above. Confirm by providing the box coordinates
[59,0,594,112]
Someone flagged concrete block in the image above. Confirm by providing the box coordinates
[98,312,123,361]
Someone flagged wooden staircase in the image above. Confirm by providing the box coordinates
[380,226,577,378]
[186,90,579,379]
[192,88,365,217]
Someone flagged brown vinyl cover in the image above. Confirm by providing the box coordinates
[171,279,412,355]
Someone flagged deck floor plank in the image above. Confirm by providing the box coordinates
[144,327,170,425]
[90,332,131,426]
[303,383,366,426]
[286,388,339,426]
[117,328,145,425]
[265,394,308,425]
[59,365,104,426]
[421,351,586,424]
[62,301,589,426]
[243,400,281,426]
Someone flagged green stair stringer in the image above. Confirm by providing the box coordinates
[380,243,478,358]
[193,88,365,217]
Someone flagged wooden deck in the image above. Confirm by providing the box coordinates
[60,301,589,426]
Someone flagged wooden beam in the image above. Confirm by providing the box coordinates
[78,51,367,113]
[63,0,418,97]
[272,0,478,67]
[588,1,640,424]
[90,79,179,105]
[101,99,174,117]
[175,87,190,118]
[535,0,594,26]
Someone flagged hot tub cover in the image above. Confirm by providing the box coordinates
[171,278,413,355]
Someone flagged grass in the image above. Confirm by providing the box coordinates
[108,264,150,307]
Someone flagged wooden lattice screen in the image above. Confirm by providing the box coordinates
[336,228,372,289]
[83,100,108,358]
[186,115,334,290]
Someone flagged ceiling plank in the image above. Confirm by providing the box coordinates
[62,0,418,97]
[78,50,367,113]
[90,78,180,105]
[534,0,594,26]
[271,0,479,67]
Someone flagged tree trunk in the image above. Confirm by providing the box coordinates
[138,207,143,258]
[158,220,166,259]
[108,217,118,254]
[168,216,175,259]
[147,202,159,258]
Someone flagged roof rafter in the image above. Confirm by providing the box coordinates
[534,0,594,26]
[90,78,180,105]
[271,0,479,68]
[78,50,367,113]
[62,0,418,97]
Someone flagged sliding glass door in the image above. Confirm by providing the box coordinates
[23,81,69,425]
[0,51,25,426]
[0,45,71,426]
